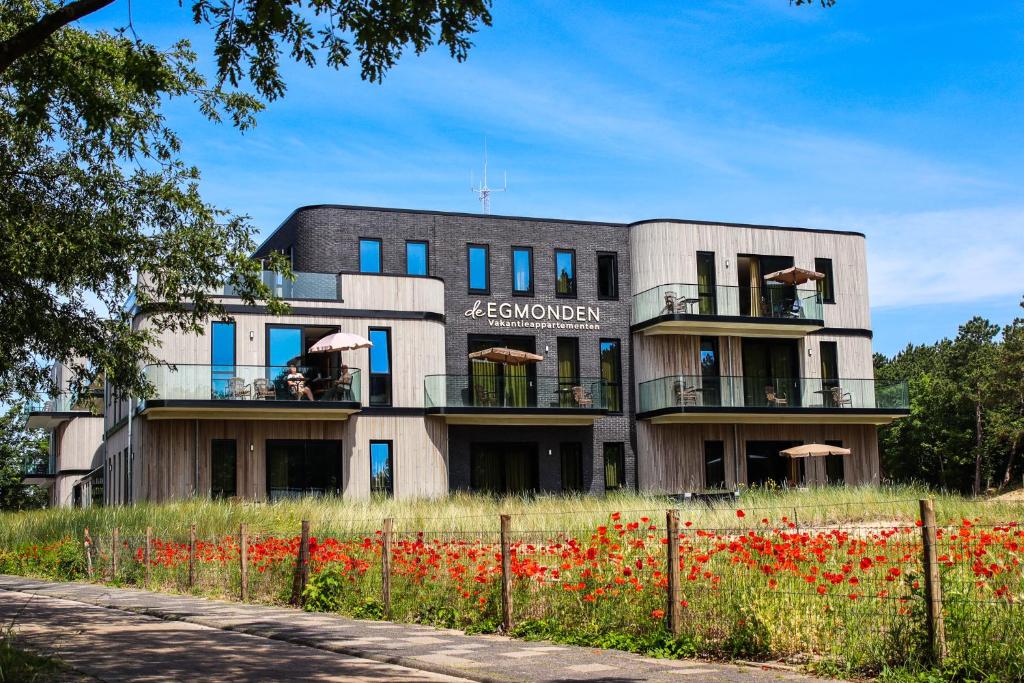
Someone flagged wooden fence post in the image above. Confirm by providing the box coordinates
[666,509,681,636]
[188,523,197,589]
[144,527,152,587]
[500,514,513,633]
[919,499,947,663]
[382,518,393,620]
[111,527,119,580]
[239,523,249,603]
[290,520,311,606]
[83,527,93,579]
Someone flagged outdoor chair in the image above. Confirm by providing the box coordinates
[830,385,853,408]
[472,382,499,407]
[571,385,594,408]
[765,385,788,407]
[253,378,275,400]
[663,290,678,314]
[673,379,698,406]
[227,377,250,400]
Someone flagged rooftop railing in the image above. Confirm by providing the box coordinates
[637,375,909,414]
[424,375,615,411]
[218,271,339,301]
[142,364,361,404]
[632,283,824,327]
[26,395,94,414]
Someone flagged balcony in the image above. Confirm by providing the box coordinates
[219,271,340,300]
[424,375,612,425]
[21,460,55,484]
[26,394,99,430]
[636,375,909,425]
[139,364,361,420]
[632,283,824,337]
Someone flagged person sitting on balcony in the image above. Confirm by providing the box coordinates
[286,364,315,401]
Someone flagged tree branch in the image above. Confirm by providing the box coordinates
[0,0,117,75]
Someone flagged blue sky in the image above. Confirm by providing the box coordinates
[83,1,1023,355]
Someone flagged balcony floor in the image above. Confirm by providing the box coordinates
[632,313,824,338]
[140,399,360,421]
[639,406,909,426]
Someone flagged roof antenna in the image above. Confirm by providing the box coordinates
[470,138,507,214]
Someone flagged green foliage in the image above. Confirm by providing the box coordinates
[0,628,65,683]
[510,618,700,659]
[302,564,347,612]
[0,0,492,402]
[0,406,48,512]
[876,300,1024,493]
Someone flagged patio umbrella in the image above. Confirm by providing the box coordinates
[780,443,852,458]
[468,347,544,365]
[308,331,373,353]
[763,266,825,286]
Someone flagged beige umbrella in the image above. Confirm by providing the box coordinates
[468,347,544,365]
[308,331,373,353]
[763,266,825,286]
[780,443,852,458]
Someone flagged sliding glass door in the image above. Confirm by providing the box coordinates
[266,440,342,501]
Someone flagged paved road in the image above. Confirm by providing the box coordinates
[0,576,835,682]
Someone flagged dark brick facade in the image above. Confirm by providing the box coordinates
[257,205,636,494]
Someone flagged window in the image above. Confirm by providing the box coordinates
[211,321,235,398]
[370,441,393,496]
[556,337,580,406]
[471,443,539,494]
[560,442,583,492]
[815,257,835,304]
[406,241,428,276]
[211,439,237,499]
[467,244,489,293]
[820,341,839,388]
[700,337,720,405]
[368,327,392,406]
[360,238,382,273]
[599,339,622,412]
[597,252,618,300]
[704,441,726,490]
[511,246,533,295]
[555,249,576,297]
[266,440,342,501]
[825,440,845,484]
[697,251,717,314]
[603,443,625,490]
[267,326,302,371]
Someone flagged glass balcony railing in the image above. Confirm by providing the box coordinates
[637,375,909,414]
[424,375,617,411]
[142,364,361,404]
[27,394,95,414]
[218,271,339,301]
[632,283,824,327]
[22,460,53,477]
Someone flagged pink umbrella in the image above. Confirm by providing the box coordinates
[308,332,373,353]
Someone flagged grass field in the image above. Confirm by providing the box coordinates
[0,485,1021,682]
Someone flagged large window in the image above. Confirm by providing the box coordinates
[266,440,342,501]
[603,443,625,490]
[370,441,393,496]
[467,244,489,293]
[704,441,726,490]
[211,439,237,499]
[360,238,382,273]
[597,252,618,300]
[267,326,302,371]
[825,439,845,484]
[368,327,392,406]
[697,251,717,314]
[556,337,580,407]
[700,336,720,405]
[555,249,576,297]
[406,241,428,276]
[815,257,835,304]
[512,246,533,295]
[560,442,583,492]
[599,339,622,412]
[211,321,235,398]
[820,341,839,395]
[471,443,538,494]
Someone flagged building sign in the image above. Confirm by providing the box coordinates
[464,300,601,330]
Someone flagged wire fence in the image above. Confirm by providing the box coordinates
[65,500,1024,678]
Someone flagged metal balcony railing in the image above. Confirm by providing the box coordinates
[632,283,824,327]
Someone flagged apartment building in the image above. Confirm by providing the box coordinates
[27,205,908,505]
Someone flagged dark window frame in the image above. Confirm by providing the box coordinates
[603,442,625,491]
[359,237,383,274]
[599,338,623,414]
[596,251,619,300]
[211,320,236,399]
[467,243,490,295]
[511,245,534,296]
[703,440,726,490]
[369,439,394,497]
[560,442,584,493]
[210,438,238,499]
[554,248,578,298]
[815,257,836,304]
[824,439,845,484]
[405,240,429,276]
[696,251,718,314]
[368,326,393,407]
[265,439,343,499]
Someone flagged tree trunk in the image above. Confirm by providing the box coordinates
[1002,433,1021,489]
[0,0,116,75]
[972,401,984,495]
